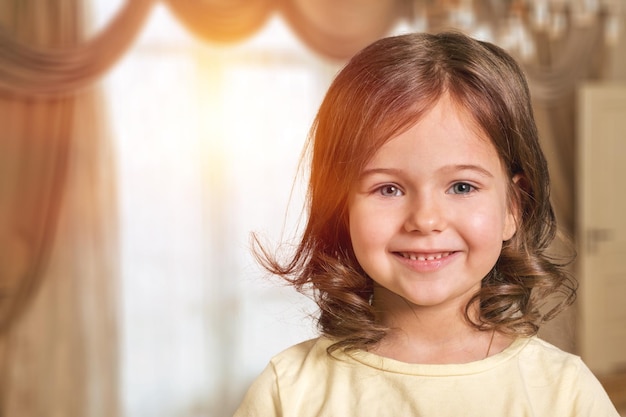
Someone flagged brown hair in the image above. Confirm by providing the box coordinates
[254,31,576,352]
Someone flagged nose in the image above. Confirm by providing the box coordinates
[403,194,445,234]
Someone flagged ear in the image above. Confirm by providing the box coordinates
[503,174,522,241]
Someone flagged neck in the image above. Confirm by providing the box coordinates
[371,288,499,364]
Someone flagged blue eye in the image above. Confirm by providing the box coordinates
[379,185,403,197]
[448,182,475,194]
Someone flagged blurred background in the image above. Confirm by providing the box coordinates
[0,1,625,416]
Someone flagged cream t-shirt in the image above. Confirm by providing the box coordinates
[234,336,619,416]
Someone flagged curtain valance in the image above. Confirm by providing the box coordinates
[0,0,403,97]
[0,0,610,99]
[0,0,155,96]
[267,0,399,59]
[163,0,274,43]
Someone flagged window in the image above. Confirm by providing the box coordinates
[99,3,337,416]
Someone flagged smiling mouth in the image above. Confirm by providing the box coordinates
[397,252,452,261]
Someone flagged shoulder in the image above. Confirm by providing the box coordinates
[519,337,582,366]
[517,337,619,415]
[242,337,338,389]
[517,337,588,385]
[233,337,340,417]
[271,337,328,362]
[268,337,339,379]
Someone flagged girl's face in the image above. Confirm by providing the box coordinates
[348,95,517,316]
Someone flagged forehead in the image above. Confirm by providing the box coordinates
[365,95,504,173]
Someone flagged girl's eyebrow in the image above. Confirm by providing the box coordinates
[439,164,494,178]
[359,167,401,178]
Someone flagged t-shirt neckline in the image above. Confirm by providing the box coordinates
[342,336,533,377]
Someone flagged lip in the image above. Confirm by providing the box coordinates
[393,250,459,272]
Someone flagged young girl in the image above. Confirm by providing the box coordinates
[234,31,619,416]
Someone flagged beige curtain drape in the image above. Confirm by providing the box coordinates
[0,0,156,332]
[0,90,119,417]
[0,1,154,416]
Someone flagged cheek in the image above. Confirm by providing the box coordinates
[348,221,370,274]
[348,209,372,253]
[348,204,388,256]
[348,213,389,281]
[462,206,509,247]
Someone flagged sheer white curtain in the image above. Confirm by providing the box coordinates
[98,2,338,416]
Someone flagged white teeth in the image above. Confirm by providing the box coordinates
[402,252,450,261]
